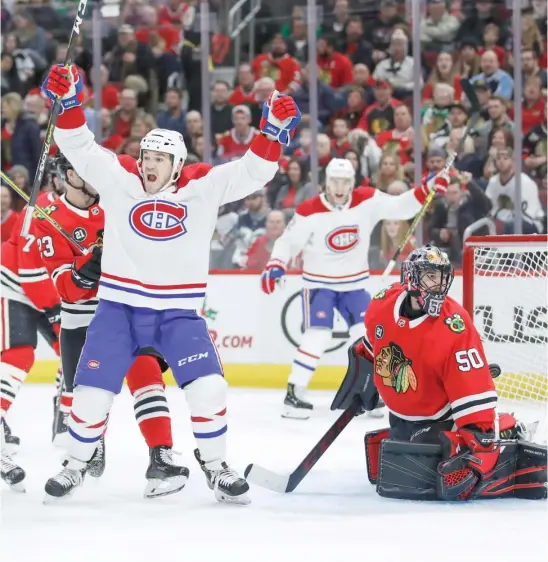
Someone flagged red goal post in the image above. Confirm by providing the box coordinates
[462,235,548,432]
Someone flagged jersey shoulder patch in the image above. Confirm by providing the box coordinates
[441,297,473,335]
[349,187,377,209]
[296,195,330,217]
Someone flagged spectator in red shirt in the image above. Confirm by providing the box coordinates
[158,0,194,27]
[331,118,351,156]
[245,210,287,270]
[510,76,546,135]
[252,34,301,94]
[317,36,353,90]
[100,109,125,152]
[88,65,120,111]
[136,5,180,54]
[217,105,258,161]
[478,23,507,69]
[357,80,401,135]
[111,89,143,138]
[228,63,256,106]
[422,51,463,104]
[375,105,414,166]
[1,185,18,243]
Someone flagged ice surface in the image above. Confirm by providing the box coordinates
[2,385,547,562]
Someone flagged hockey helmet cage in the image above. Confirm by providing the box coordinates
[138,128,188,190]
[54,152,75,184]
[401,245,454,317]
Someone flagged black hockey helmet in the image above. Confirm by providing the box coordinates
[401,245,454,317]
[54,152,99,204]
[45,156,65,196]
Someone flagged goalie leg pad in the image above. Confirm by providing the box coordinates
[364,427,390,484]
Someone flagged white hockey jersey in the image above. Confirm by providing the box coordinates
[269,187,427,291]
[53,108,280,311]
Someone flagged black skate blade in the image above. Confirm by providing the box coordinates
[244,464,290,493]
[144,475,188,499]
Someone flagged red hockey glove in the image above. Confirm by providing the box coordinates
[41,65,85,114]
[437,426,500,500]
[418,169,450,199]
[260,91,302,146]
[260,260,286,294]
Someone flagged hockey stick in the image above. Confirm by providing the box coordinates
[20,0,90,237]
[1,171,89,255]
[244,395,363,493]
[381,78,482,277]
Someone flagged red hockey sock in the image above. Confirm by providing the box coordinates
[127,355,173,449]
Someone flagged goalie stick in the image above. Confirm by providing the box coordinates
[382,78,482,277]
[20,0,90,237]
[246,363,502,494]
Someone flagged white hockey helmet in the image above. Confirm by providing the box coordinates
[325,158,355,203]
[138,128,188,188]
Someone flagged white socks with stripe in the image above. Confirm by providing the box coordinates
[288,328,332,388]
[185,375,227,468]
[0,363,28,418]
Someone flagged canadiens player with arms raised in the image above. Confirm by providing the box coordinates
[34,154,188,499]
[40,64,300,504]
[332,246,547,501]
[261,158,450,419]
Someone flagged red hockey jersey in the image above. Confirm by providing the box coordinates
[0,192,60,312]
[251,53,301,93]
[363,284,497,429]
[317,53,353,89]
[32,195,104,330]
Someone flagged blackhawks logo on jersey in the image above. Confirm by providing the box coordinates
[375,342,418,394]
[33,204,57,220]
[373,284,393,300]
[444,312,465,334]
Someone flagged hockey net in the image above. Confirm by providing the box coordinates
[463,235,548,444]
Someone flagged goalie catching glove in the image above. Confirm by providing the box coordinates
[41,64,85,114]
[71,245,102,290]
[260,91,302,146]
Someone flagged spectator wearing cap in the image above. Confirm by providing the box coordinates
[232,189,270,268]
[1,92,41,180]
[420,0,460,49]
[337,17,373,68]
[372,29,418,100]
[1,185,18,242]
[455,37,482,79]
[229,64,256,106]
[486,148,544,234]
[217,105,258,161]
[272,159,316,212]
[330,119,352,157]
[523,123,547,182]
[375,105,414,166]
[329,87,367,134]
[472,80,492,121]
[252,34,301,94]
[291,66,336,126]
[245,210,288,270]
[111,89,144,139]
[474,95,514,159]
[210,80,233,136]
[429,100,469,151]
[316,36,353,90]
[364,0,407,65]
[428,174,492,264]
[11,8,49,60]
[470,50,513,101]
[357,79,401,135]
[521,48,547,91]
[156,88,186,136]
[422,51,463,104]
[510,76,545,136]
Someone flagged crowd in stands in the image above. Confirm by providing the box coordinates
[1,0,547,271]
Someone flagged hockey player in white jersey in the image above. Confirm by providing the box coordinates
[40,64,301,504]
[260,158,450,419]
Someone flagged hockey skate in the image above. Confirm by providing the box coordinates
[282,383,313,420]
[1,451,26,492]
[194,449,250,505]
[3,419,20,454]
[87,436,106,478]
[144,446,189,499]
[44,457,88,503]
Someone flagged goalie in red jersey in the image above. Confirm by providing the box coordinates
[332,245,547,501]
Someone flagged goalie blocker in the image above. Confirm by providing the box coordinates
[332,338,547,501]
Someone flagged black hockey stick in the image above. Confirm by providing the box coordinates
[244,395,363,493]
[21,0,90,237]
[382,78,482,277]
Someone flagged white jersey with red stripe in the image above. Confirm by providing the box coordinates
[269,187,427,291]
[53,107,280,311]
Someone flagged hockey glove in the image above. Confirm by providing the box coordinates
[41,64,85,114]
[260,91,302,146]
[437,426,500,501]
[260,260,286,294]
[418,169,450,199]
[71,245,102,290]
[44,304,61,338]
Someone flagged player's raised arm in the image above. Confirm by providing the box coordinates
[41,65,135,194]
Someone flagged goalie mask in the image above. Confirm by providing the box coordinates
[138,128,188,193]
[55,153,99,204]
[325,158,355,207]
[401,245,454,317]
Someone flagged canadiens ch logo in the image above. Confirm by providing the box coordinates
[129,200,188,241]
[325,225,360,253]
[444,313,465,334]
[375,342,417,394]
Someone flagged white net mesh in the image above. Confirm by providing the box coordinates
[465,236,548,443]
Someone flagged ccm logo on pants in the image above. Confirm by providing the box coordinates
[178,352,209,367]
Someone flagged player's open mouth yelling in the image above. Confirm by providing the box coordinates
[147,174,157,183]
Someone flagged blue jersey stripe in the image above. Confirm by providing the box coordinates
[100,281,206,299]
